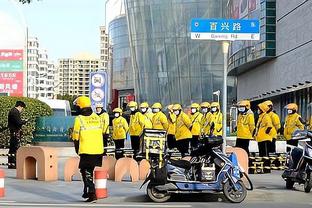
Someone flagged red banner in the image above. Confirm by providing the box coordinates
[0,72,23,96]
[0,49,23,61]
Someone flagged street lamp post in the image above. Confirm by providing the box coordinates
[213,90,220,103]
[222,41,229,153]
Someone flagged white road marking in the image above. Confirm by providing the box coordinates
[0,202,192,207]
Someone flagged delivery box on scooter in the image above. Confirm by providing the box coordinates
[139,129,167,158]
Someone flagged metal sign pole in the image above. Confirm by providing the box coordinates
[222,41,229,153]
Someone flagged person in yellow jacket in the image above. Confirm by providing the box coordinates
[151,102,169,130]
[167,104,176,150]
[173,104,192,157]
[128,101,144,155]
[210,102,223,137]
[112,108,129,159]
[95,103,110,155]
[189,103,203,149]
[263,100,281,153]
[236,100,255,155]
[254,102,273,157]
[200,102,212,136]
[72,96,104,202]
[283,103,305,149]
[139,102,153,129]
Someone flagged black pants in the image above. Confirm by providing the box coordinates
[235,138,250,155]
[114,139,125,159]
[176,139,190,157]
[287,139,299,152]
[131,136,140,154]
[167,134,176,150]
[80,168,95,197]
[258,141,271,157]
[8,130,21,168]
[270,138,276,153]
[103,134,109,155]
[191,135,199,149]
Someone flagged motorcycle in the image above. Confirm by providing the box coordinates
[139,133,252,203]
[282,130,312,193]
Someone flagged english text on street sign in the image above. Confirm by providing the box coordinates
[191,19,260,41]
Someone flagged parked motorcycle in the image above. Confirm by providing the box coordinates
[282,130,312,193]
[139,132,252,203]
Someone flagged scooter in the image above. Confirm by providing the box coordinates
[282,130,312,193]
[140,136,252,203]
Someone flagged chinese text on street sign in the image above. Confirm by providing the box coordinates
[191,19,260,41]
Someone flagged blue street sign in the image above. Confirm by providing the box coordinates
[89,71,108,110]
[191,18,260,41]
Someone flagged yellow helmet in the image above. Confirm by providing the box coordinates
[211,102,220,109]
[167,104,174,112]
[172,104,182,111]
[190,103,200,109]
[139,102,149,108]
[263,100,273,107]
[200,102,210,108]
[258,103,270,113]
[286,103,298,111]
[238,100,251,109]
[113,108,123,113]
[75,96,91,109]
[128,101,137,108]
[152,102,162,109]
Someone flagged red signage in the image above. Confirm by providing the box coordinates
[0,72,23,96]
[0,49,23,61]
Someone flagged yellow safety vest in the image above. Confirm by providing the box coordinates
[255,113,273,142]
[129,112,144,136]
[152,112,169,130]
[237,111,255,139]
[112,116,129,140]
[210,112,223,137]
[175,112,192,141]
[190,112,203,136]
[99,112,110,134]
[201,112,212,135]
[267,111,281,139]
[72,113,104,155]
[284,113,304,140]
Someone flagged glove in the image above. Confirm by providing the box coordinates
[265,127,272,134]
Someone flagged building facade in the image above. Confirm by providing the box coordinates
[27,37,56,99]
[100,26,109,70]
[57,54,99,96]
[108,14,134,109]
[124,0,236,107]
[228,0,312,122]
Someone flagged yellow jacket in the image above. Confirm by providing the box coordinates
[210,112,223,136]
[201,112,212,135]
[255,113,273,142]
[237,111,255,139]
[284,113,305,140]
[175,112,192,141]
[72,113,104,155]
[267,111,281,139]
[190,112,203,136]
[129,111,144,136]
[99,112,110,134]
[309,116,312,130]
[141,112,153,129]
[152,111,169,130]
[112,116,129,140]
[167,112,176,135]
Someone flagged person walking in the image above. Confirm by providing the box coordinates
[95,103,110,155]
[112,108,129,159]
[173,104,192,157]
[72,96,104,202]
[283,103,305,150]
[236,100,255,155]
[7,101,27,169]
[254,102,273,157]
